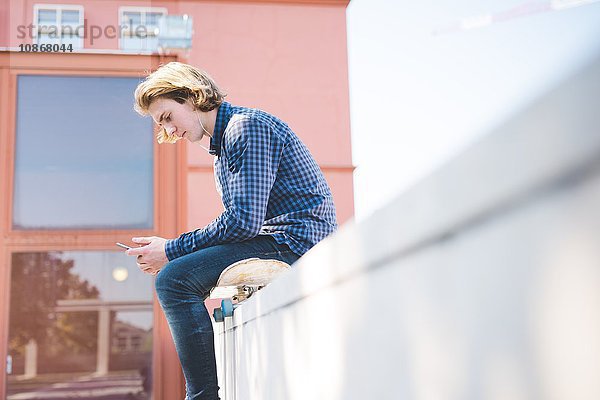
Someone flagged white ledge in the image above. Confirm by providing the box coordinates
[226,48,600,331]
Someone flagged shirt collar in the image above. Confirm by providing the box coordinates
[210,101,233,157]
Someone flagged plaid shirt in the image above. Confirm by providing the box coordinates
[165,102,337,260]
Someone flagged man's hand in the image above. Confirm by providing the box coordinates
[126,236,169,275]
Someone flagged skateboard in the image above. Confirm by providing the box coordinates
[210,258,291,322]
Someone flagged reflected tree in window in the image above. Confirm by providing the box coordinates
[7,251,153,399]
[9,252,101,372]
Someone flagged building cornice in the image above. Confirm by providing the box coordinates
[157,0,350,6]
[228,0,350,5]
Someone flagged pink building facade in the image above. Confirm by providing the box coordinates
[0,0,352,398]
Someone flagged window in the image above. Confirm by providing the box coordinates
[119,7,167,52]
[33,4,84,49]
[13,76,154,230]
[117,337,127,351]
[2,53,181,399]
[131,335,142,351]
[7,251,153,398]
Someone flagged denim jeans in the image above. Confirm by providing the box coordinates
[154,235,300,400]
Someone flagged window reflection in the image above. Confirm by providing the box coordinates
[6,251,153,400]
[13,75,154,230]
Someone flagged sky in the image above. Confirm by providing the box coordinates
[346,0,600,221]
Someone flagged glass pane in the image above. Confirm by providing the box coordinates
[6,251,153,399]
[13,76,154,229]
[145,36,159,52]
[61,10,80,24]
[121,36,143,51]
[37,9,57,25]
[123,11,142,27]
[61,32,83,49]
[146,12,163,27]
[36,34,59,45]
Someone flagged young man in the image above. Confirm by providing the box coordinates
[128,62,337,399]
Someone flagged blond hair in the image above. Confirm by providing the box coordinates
[134,62,226,143]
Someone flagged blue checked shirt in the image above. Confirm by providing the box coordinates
[165,102,338,260]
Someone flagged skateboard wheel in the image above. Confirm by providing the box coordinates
[213,308,224,322]
[221,299,234,317]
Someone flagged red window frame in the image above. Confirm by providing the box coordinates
[0,51,187,399]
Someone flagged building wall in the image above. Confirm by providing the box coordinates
[181,1,354,229]
[0,4,7,46]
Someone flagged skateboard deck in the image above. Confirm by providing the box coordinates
[210,258,291,321]
[210,258,291,301]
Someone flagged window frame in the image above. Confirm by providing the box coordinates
[0,51,187,400]
[12,74,156,231]
[33,4,85,48]
[118,6,168,53]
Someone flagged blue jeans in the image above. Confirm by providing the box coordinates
[154,235,300,400]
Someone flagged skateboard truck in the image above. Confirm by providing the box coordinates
[210,258,291,322]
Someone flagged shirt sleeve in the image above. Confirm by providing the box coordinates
[164,117,284,260]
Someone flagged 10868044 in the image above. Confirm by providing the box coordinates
[19,43,74,52]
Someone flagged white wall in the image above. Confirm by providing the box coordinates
[212,49,600,400]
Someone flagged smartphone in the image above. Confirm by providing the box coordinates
[116,242,132,250]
